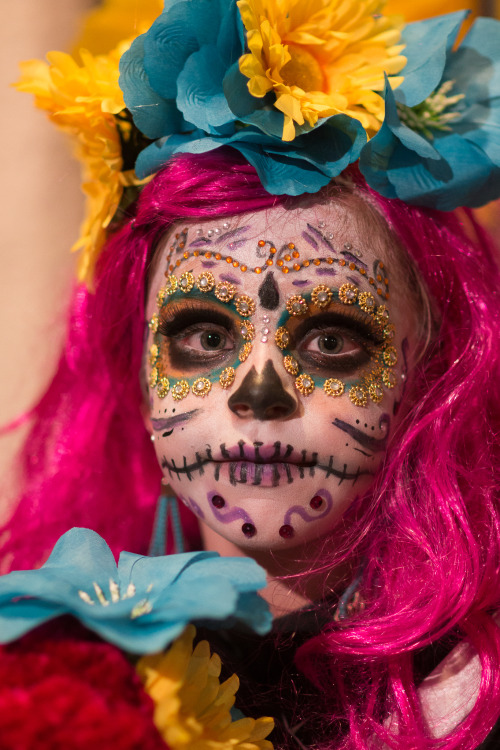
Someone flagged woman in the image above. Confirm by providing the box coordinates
[2,1,500,748]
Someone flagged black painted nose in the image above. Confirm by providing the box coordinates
[228,360,298,420]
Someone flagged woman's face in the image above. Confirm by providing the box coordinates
[145,200,415,551]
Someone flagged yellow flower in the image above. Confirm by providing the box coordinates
[237,0,406,141]
[16,41,145,285]
[74,0,163,55]
[137,625,275,750]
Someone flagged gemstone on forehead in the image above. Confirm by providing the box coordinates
[235,294,256,317]
[339,283,358,305]
[286,294,308,317]
[179,272,195,293]
[214,281,236,302]
[311,285,332,308]
[196,271,215,292]
[324,378,344,397]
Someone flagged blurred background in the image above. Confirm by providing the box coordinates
[1,0,499,518]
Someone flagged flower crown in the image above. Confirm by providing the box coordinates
[17,1,500,285]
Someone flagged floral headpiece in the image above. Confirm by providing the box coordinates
[17,1,500,285]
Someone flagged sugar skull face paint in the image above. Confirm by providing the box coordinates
[145,202,416,551]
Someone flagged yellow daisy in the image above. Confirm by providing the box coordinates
[16,40,145,285]
[137,625,275,750]
[74,0,163,56]
[237,0,406,141]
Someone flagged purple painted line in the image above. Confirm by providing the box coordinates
[347,275,358,286]
[201,260,217,268]
[283,489,333,525]
[189,238,211,248]
[179,493,205,519]
[227,238,248,251]
[341,251,368,272]
[220,273,241,285]
[315,267,337,276]
[302,231,318,249]
[292,279,310,287]
[216,226,250,244]
[306,223,336,253]
[152,409,199,433]
[207,492,254,525]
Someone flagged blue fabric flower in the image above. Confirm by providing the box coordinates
[360,13,500,211]
[119,0,366,195]
[0,528,271,654]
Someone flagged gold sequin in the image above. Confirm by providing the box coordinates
[172,380,190,400]
[311,285,332,308]
[383,324,396,341]
[148,314,159,333]
[240,321,255,341]
[149,344,159,366]
[234,294,256,317]
[214,281,236,303]
[286,294,308,317]
[368,382,383,404]
[196,271,215,293]
[275,327,290,350]
[178,272,195,293]
[156,288,167,307]
[382,369,397,388]
[295,373,315,396]
[149,367,159,388]
[383,346,398,366]
[358,291,376,314]
[349,385,368,407]
[219,367,235,389]
[375,305,390,323]
[164,275,178,295]
[283,355,299,375]
[192,377,211,397]
[239,342,252,362]
[339,283,358,305]
[324,378,344,397]
[157,377,170,399]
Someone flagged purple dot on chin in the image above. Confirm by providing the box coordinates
[310,495,323,510]
[211,495,225,509]
[279,524,294,539]
[242,523,256,538]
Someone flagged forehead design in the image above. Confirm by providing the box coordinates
[147,221,398,408]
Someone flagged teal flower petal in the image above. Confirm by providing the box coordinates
[0,528,271,654]
[177,45,236,131]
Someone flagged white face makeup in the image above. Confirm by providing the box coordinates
[145,202,414,551]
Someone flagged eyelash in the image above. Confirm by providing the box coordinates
[157,301,235,338]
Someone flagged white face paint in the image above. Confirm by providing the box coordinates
[145,202,414,551]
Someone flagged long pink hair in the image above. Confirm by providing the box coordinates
[2,151,500,748]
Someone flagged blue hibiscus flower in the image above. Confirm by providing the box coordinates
[360,12,500,211]
[0,528,271,654]
[119,0,365,195]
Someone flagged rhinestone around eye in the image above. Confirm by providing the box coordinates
[383,323,396,341]
[383,346,398,366]
[324,378,345,397]
[149,367,159,388]
[349,385,368,407]
[339,283,358,305]
[368,382,384,403]
[311,285,332,308]
[358,291,376,314]
[295,373,315,395]
[286,294,308,316]
[214,281,236,303]
[192,377,212,397]
[165,275,178,295]
[178,272,195,293]
[239,342,252,362]
[157,377,170,399]
[283,355,299,375]
[275,327,290,350]
[196,272,215,292]
[219,366,235,389]
[149,344,159,366]
[235,294,256,317]
[156,287,167,307]
[382,369,397,388]
[240,321,255,341]
[148,314,159,333]
[375,305,390,322]
[172,380,190,400]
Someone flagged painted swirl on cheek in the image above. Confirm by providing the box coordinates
[282,489,333,525]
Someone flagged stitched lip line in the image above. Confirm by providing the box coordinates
[210,441,318,466]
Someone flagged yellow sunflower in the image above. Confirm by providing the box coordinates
[237,0,406,141]
[137,625,275,750]
[16,40,144,285]
[74,0,163,56]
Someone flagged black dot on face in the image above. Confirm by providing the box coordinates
[345,443,349,447]
[242,523,256,538]
[310,496,323,510]
[279,524,294,539]
[211,495,225,509]
[356,420,360,424]
[172,409,176,413]
[371,426,375,431]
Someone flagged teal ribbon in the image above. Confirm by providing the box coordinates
[149,495,185,556]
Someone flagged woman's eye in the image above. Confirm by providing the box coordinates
[302,331,359,356]
[183,327,231,352]
[297,326,370,373]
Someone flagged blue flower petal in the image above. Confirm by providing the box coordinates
[120,36,184,139]
[397,12,467,106]
[177,46,236,130]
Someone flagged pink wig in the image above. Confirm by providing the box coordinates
[3,150,500,748]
